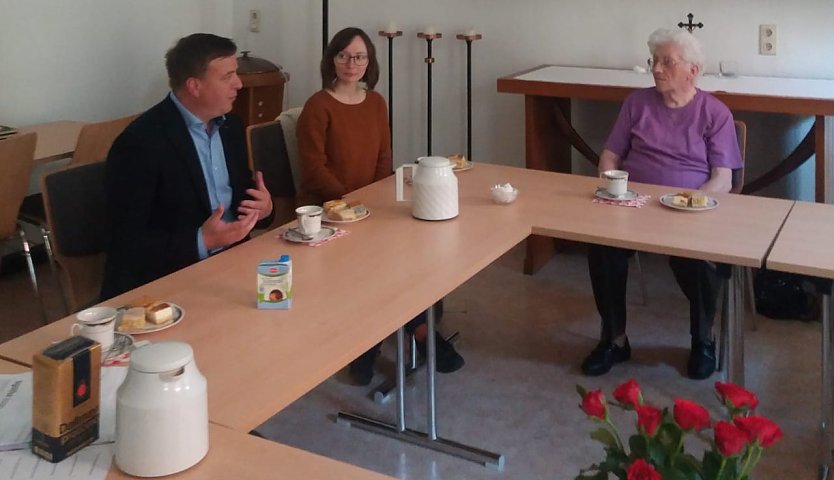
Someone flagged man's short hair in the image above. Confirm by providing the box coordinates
[165,33,237,91]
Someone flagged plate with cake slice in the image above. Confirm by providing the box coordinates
[321,199,371,223]
[659,191,719,211]
[116,298,185,334]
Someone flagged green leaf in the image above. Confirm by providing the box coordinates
[657,466,688,480]
[590,428,618,449]
[577,385,588,398]
[629,434,648,457]
[702,451,722,479]
[648,440,668,466]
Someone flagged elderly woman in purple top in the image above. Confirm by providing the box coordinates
[581,28,742,381]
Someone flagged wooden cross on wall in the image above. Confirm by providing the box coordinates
[678,13,704,33]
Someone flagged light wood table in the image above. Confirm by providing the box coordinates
[18,120,84,164]
[765,200,834,479]
[498,65,834,273]
[0,164,794,469]
[0,360,393,479]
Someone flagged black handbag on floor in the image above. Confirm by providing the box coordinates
[753,269,820,321]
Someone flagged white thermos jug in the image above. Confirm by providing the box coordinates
[115,341,208,477]
[395,156,459,221]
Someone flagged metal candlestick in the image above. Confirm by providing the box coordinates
[321,0,329,53]
[378,29,403,147]
[418,32,442,156]
[455,32,483,162]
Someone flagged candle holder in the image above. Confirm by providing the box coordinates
[418,31,442,156]
[455,32,483,163]
[378,29,403,147]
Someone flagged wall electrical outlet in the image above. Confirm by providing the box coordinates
[759,24,776,55]
[249,10,261,33]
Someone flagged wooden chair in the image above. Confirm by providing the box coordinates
[246,119,297,230]
[41,162,108,313]
[18,113,136,313]
[0,132,47,323]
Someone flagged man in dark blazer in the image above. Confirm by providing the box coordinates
[101,33,273,300]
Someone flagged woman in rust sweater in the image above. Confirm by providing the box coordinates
[297,28,464,385]
[296,27,392,205]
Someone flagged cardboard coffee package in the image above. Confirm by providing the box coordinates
[32,336,101,462]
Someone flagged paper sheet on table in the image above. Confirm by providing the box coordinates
[0,444,113,480]
[0,367,128,449]
[0,373,33,451]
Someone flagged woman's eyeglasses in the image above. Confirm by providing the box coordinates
[335,53,369,66]
[649,57,684,70]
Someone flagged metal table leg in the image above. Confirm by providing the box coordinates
[819,291,834,479]
[337,306,505,470]
[372,332,459,404]
[725,266,745,386]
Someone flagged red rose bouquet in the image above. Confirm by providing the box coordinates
[577,380,782,480]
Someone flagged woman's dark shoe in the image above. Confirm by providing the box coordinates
[349,348,379,386]
[416,332,465,373]
[687,339,716,380]
[581,337,631,376]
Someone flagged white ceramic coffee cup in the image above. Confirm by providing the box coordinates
[601,169,629,197]
[295,205,323,236]
[71,306,118,351]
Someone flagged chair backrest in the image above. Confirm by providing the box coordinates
[276,107,303,191]
[41,162,107,311]
[246,120,296,198]
[731,120,747,194]
[69,113,138,167]
[0,132,37,238]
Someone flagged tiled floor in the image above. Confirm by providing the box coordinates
[0,244,823,479]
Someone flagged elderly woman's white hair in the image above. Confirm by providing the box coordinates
[647,28,705,72]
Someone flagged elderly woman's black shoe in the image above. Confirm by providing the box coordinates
[581,337,631,376]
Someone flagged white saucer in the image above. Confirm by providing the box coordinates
[594,188,638,201]
[282,226,336,243]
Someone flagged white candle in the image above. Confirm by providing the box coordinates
[424,26,436,35]
[385,21,397,34]
[466,28,477,36]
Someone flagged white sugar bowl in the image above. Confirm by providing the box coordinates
[115,341,208,477]
[491,183,519,204]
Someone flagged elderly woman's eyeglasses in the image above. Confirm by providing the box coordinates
[335,52,369,66]
[649,57,683,70]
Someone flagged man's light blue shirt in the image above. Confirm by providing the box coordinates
[169,92,234,259]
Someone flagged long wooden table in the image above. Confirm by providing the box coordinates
[498,65,834,273]
[0,164,795,470]
[766,201,834,479]
[18,120,84,164]
[0,360,394,479]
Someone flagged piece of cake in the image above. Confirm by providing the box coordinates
[118,307,146,332]
[447,154,466,169]
[146,301,174,325]
[690,192,709,208]
[671,195,690,207]
[324,199,347,212]
[334,208,357,221]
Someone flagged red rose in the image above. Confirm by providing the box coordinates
[714,420,749,457]
[613,379,642,409]
[636,405,662,437]
[581,389,607,420]
[715,382,759,411]
[674,398,710,431]
[733,415,784,448]
[626,458,661,480]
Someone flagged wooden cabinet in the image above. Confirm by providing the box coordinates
[231,52,288,129]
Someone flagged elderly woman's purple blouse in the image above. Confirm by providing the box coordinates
[604,87,742,189]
